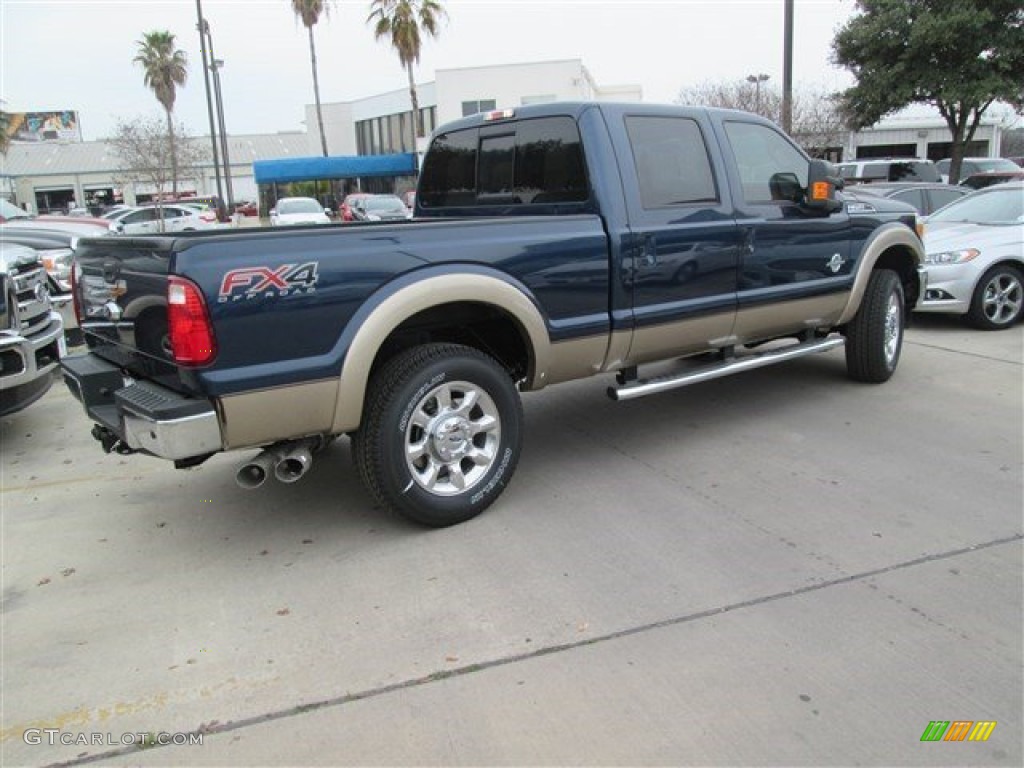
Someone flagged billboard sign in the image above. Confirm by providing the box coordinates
[5,111,82,143]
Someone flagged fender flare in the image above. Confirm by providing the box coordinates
[330,272,551,433]
[836,223,924,326]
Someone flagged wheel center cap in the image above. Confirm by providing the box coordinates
[431,417,471,462]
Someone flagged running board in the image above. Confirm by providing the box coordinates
[608,337,845,401]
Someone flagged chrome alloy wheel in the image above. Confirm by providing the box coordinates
[884,290,902,366]
[981,272,1023,326]
[404,380,501,496]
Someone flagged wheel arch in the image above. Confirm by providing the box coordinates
[837,223,925,326]
[330,272,550,433]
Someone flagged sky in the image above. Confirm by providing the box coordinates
[1,0,864,142]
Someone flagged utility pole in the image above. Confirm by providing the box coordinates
[782,0,794,133]
[195,0,223,200]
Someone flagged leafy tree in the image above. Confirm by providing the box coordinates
[367,0,446,146]
[291,0,333,157]
[110,116,208,231]
[832,0,1024,183]
[676,80,848,158]
[134,31,188,195]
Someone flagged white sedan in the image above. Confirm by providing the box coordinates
[918,182,1023,329]
[106,204,213,235]
[270,197,331,227]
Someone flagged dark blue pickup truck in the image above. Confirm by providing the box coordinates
[62,102,925,526]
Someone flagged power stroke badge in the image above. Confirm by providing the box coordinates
[218,262,319,302]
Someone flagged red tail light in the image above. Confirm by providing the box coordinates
[167,276,217,366]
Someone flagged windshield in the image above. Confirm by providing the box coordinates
[278,198,323,215]
[971,158,1020,174]
[929,187,1024,225]
[365,196,406,213]
[0,198,31,220]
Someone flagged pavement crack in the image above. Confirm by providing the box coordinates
[47,531,1023,767]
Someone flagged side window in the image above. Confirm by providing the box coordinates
[625,116,717,209]
[124,208,157,224]
[723,121,808,204]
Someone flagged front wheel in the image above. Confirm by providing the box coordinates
[845,269,904,383]
[966,265,1023,330]
[352,343,523,527]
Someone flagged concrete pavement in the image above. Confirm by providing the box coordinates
[1,315,1021,766]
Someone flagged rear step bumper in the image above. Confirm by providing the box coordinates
[610,336,845,401]
[61,354,223,460]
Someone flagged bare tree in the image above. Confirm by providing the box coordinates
[109,115,208,230]
[676,80,848,158]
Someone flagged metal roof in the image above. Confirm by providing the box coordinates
[0,133,311,178]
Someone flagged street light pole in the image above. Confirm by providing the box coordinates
[746,73,770,114]
[782,0,794,133]
[195,0,223,200]
[209,56,235,210]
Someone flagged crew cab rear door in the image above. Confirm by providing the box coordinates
[714,118,853,340]
[602,105,742,364]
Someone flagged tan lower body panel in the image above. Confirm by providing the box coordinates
[219,379,339,450]
[732,293,844,343]
[624,311,735,367]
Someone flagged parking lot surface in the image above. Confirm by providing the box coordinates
[2,316,1021,766]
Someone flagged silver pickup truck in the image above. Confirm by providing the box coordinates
[1,241,65,416]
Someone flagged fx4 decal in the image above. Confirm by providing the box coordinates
[218,262,319,302]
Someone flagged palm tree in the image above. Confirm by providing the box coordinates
[367,0,446,148]
[291,0,332,157]
[134,31,188,195]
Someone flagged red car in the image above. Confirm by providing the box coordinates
[339,193,371,222]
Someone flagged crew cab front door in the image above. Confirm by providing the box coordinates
[717,119,853,341]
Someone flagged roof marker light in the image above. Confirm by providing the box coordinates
[483,109,516,122]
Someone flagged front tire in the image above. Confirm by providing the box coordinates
[966,265,1023,330]
[353,343,523,527]
[845,268,904,383]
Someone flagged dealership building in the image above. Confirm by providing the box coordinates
[1,59,640,214]
[0,58,1012,215]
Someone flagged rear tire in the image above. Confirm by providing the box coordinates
[352,343,523,527]
[845,269,904,383]
[966,265,1023,330]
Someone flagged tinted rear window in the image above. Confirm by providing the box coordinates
[419,116,589,208]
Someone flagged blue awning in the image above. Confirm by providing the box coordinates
[253,153,416,184]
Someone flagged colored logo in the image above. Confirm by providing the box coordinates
[218,263,319,302]
[920,721,996,742]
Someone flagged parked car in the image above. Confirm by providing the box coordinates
[351,194,412,222]
[234,201,259,217]
[0,241,65,416]
[270,197,331,226]
[959,170,1024,190]
[838,158,940,184]
[339,193,371,222]
[840,181,970,216]
[918,182,1023,330]
[168,195,229,223]
[104,204,212,235]
[936,156,1021,183]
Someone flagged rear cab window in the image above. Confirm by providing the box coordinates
[418,116,590,211]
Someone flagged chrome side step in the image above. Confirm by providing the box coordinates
[608,337,845,401]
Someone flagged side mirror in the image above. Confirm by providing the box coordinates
[805,159,844,213]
